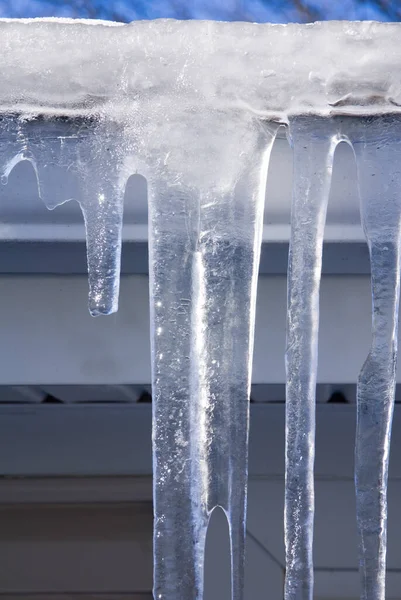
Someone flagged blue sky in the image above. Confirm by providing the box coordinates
[0,0,397,22]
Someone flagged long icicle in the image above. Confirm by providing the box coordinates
[150,118,277,600]
[352,116,401,600]
[285,117,337,600]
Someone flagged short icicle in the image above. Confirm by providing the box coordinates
[78,125,127,316]
[351,116,401,600]
[150,117,277,600]
[0,116,127,317]
[285,117,337,600]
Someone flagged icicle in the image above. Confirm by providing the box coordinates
[0,116,125,317]
[285,117,337,600]
[77,123,126,316]
[351,116,401,600]
[150,119,277,600]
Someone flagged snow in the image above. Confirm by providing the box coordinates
[0,19,400,119]
[0,17,124,25]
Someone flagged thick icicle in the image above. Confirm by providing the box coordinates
[150,117,277,600]
[285,117,337,600]
[351,116,401,600]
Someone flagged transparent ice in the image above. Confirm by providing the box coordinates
[149,114,278,600]
[285,115,401,600]
[0,116,127,316]
[353,116,401,600]
[0,18,400,600]
[285,116,337,600]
